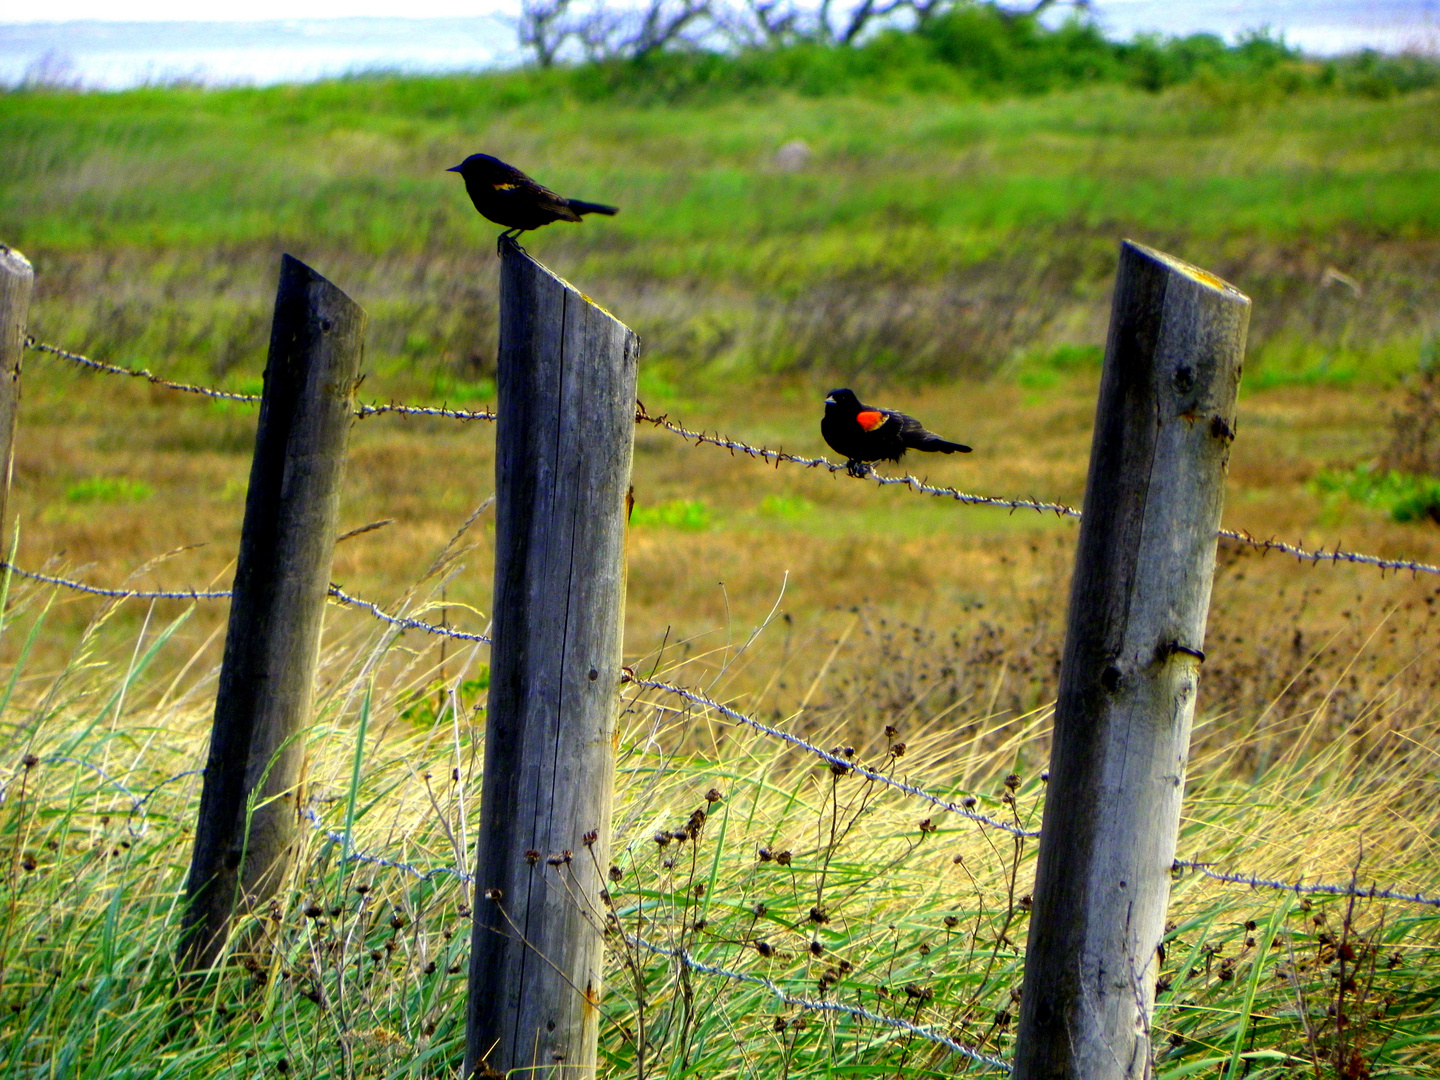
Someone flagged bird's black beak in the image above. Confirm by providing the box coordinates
[446,164,464,173]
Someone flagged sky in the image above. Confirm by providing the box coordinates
[1,1,1435,89]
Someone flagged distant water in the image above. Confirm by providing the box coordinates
[0,1,1435,91]
[0,17,520,90]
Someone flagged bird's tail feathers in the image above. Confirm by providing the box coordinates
[922,437,972,454]
[568,200,619,216]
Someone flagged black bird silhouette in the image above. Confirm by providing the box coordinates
[821,388,972,477]
[446,153,618,252]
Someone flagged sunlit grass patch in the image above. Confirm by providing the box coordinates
[631,498,711,530]
[63,476,154,503]
[1311,464,1440,524]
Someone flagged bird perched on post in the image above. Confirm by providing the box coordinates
[446,153,618,252]
[821,388,972,477]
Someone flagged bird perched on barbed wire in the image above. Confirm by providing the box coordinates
[821,388,972,478]
[447,153,618,253]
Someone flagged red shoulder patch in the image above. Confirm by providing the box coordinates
[855,410,887,432]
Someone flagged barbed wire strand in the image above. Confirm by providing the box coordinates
[29,339,262,402]
[33,339,1440,577]
[30,340,497,421]
[0,562,492,644]
[1173,859,1440,909]
[626,674,1038,839]
[626,933,1012,1072]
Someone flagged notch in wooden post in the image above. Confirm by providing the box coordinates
[178,254,366,975]
[1013,240,1249,1079]
[464,238,639,1080]
[0,245,34,550]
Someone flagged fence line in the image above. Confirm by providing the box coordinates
[626,673,1038,840]
[30,337,1440,580]
[0,561,492,643]
[32,338,498,422]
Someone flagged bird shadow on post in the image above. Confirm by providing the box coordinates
[465,236,639,1080]
[1013,240,1250,1079]
[0,244,34,550]
[177,255,366,979]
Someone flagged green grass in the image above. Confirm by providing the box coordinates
[63,476,154,504]
[3,55,1438,385]
[1,574,1438,1079]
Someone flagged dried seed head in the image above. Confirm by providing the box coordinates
[961,796,977,809]
[917,942,931,955]
[809,940,823,957]
[389,913,407,929]
[424,961,437,975]
[21,753,37,770]
[918,818,936,834]
[354,882,370,896]
[525,849,541,865]
[484,888,502,902]
[693,917,707,931]
[654,832,671,847]
[884,725,899,739]
[773,1017,788,1032]
[20,855,36,872]
[755,940,774,957]
[890,742,906,758]
[903,983,933,1002]
[809,906,829,924]
[757,847,773,862]
[609,865,623,882]
[1018,894,1033,910]
[693,883,705,897]
[583,831,599,847]
[705,788,723,803]
[952,854,964,865]
[838,959,854,974]
[304,903,323,919]
[775,850,792,866]
[752,902,767,917]
[943,916,959,929]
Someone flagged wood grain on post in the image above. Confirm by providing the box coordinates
[465,239,639,1080]
[0,245,34,547]
[179,255,365,973]
[1014,240,1249,1079]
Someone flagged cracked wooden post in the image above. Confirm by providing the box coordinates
[179,255,365,974]
[465,237,638,1079]
[0,245,34,548]
[1014,240,1249,1079]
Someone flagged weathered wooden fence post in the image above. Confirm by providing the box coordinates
[465,238,639,1078]
[0,245,34,547]
[1013,240,1249,1078]
[178,255,365,973]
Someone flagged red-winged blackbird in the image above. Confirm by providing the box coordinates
[821,388,971,477]
[447,154,618,251]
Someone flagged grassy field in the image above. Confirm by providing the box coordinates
[2,53,1440,1078]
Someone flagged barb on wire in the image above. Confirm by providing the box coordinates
[628,933,1011,1072]
[1173,859,1440,908]
[626,674,1037,839]
[30,339,262,402]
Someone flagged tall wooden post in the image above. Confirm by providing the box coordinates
[1014,241,1249,1078]
[0,245,34,547]
[179,255,366,973]
[465,239,639,1079]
